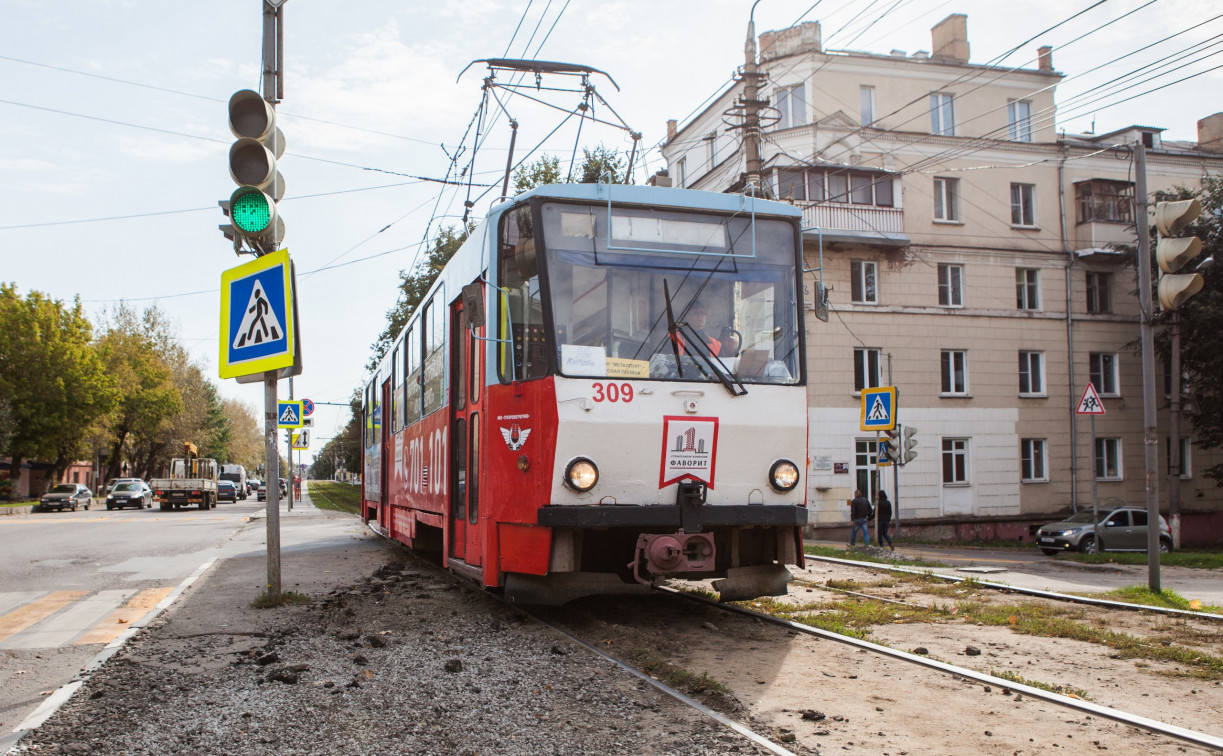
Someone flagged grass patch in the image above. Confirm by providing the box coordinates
[1061,550,1223,570]
[630,646,733,697]
[989,669,1090,700]
[957,599,1223,680]
[804,544,946,568]
[308,481,362,515]
[1092,585,1223,614]
[740,595,951,641]
[1,499,38,508]
[250,590,312,609]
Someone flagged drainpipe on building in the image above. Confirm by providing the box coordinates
[1058,147,1079,512]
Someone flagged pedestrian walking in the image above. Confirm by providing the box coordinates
[849,489,872,547]
[876,489,894,551]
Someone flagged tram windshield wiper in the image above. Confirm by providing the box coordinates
[661,280,747,397]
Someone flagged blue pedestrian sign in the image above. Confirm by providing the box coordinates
[860,386,897,431]
[219,249,295,379]
[277,400,304,428]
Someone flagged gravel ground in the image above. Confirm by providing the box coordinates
[10,557,776,756]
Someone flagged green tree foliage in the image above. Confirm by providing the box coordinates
[220,398,263,471]
[512,144,629,193]
[95,304,183,481]
[369,223,473,370]
[1156,175,1223,482]
[0,284,114,496]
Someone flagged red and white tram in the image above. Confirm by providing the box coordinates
[362,182,808,603]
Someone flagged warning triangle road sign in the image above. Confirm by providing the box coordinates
[233,280,285,350]
[1076,383,1106,415]
[279,405,299,424]
[867,397,889,421]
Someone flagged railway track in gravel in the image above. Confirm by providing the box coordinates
[518,579,1223,755]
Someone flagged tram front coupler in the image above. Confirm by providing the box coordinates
[630,530,716,584]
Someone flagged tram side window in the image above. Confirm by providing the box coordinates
[364,379,377,448]
[423,294,446,415]
[499,205,549,381]
[404,324,421,425]
[391,342,402,433]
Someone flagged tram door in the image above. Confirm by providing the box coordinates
[448,297,484,565]
[380,379,392,507]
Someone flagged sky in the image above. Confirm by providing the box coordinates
[2,0,1220,466]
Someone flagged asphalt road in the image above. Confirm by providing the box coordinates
[0,498,263,740]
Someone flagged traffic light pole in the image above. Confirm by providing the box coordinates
[263,372,281,597]
[1134,142,1161,593]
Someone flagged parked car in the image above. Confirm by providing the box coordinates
[247,479,261,496]
[106,481,152,510]
[256,482,268,502]
[217,480,238,503]
[38,483,93,512]
[1036,507,1173,555]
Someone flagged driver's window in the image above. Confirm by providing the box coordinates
[498,205,548,381]
[1105,512,1128,527]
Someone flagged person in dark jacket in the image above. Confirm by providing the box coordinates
[849,489,871,547]
[876,489,894,551]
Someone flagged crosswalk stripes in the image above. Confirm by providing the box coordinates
[0,587,173,650]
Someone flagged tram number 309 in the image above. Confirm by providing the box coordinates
[591,382,634,403]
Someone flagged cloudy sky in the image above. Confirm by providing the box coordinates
[2,0,1219,464]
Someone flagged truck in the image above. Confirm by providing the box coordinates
[150,444,218,511]
[219,464,248,500]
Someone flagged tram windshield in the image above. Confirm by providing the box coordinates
[497,200,802,386]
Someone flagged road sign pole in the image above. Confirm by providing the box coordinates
[1091,414,1100,552]
[264,371,281,597]
[1134,143,1161,593]
[287,376,294,511]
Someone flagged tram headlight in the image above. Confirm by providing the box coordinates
[565,458,599,492]
[769,459,800,492]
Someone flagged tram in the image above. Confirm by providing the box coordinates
[361,182,808,604]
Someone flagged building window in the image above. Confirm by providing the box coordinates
[942,438,969,484]
[930,92,955,136]
[1086,272,1112,314]
[775,83,808,129]
[854,347,881,392]
[855,440,881,501]
[860,85,875,126]
[938,263,963,307]
[777,169,806,200]
[1018,351,1045,396]
[940,350,968,395]
[1094,437,1122,480]
[1089,352,1119,396]
[1162,356,1190,399]
[789,168,894,207]
[1075,180,1134,224]
[851,260,877,304]
[1016,268,1040,310]
[1166,438,1192,479]
[1010,183,1036,227]
[674,157,686,189]
[1021,438,1047,482]
[933,177,959,221]
[705,132,718,170]
[1007,100,1032,142]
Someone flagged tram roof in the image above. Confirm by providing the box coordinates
[495,183,803,219]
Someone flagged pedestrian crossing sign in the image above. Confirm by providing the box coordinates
[860,386,897,431]
[277,400,304,428]
[292,429,310,449]
[219,248,295,379]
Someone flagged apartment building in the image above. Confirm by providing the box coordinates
[660,14,1223,545]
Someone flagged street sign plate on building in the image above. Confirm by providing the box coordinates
[219,248,295,379]
[860,386,897,431]
[1076,383,1106,415]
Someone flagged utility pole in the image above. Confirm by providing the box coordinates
[261,0,287,598]
[1169,310,1182,549]
[1133,142,1161,593]
[742,1,767,195]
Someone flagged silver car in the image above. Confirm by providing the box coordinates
[1036,507,1173,555]
[38,483,93,512]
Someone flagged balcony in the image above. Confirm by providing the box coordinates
[798,202,908,247]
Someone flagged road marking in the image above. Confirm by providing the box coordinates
[0,591,87,643]
[1,589,137,650]
[73,586,174,645]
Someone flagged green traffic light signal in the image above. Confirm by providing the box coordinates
[231,187,273,234]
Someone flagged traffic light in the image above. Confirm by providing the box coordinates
[223,89,285,254]
[1154,199,1204,311]
[880,429,898,464]
[902,425,918,464]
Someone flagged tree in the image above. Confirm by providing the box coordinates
[369,223,473,370]
[219,398,263,470]
[1156,175,1223,482]
[95,304,182,481]
[512,143,629,193]
[0,284,114,497]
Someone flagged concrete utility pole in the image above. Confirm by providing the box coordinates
[742,2,766,195]
[261,0,287,598]
[1169,310,1182,549]
[1133,142,1162,593]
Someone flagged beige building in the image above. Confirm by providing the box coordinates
[660,15,1223,545]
